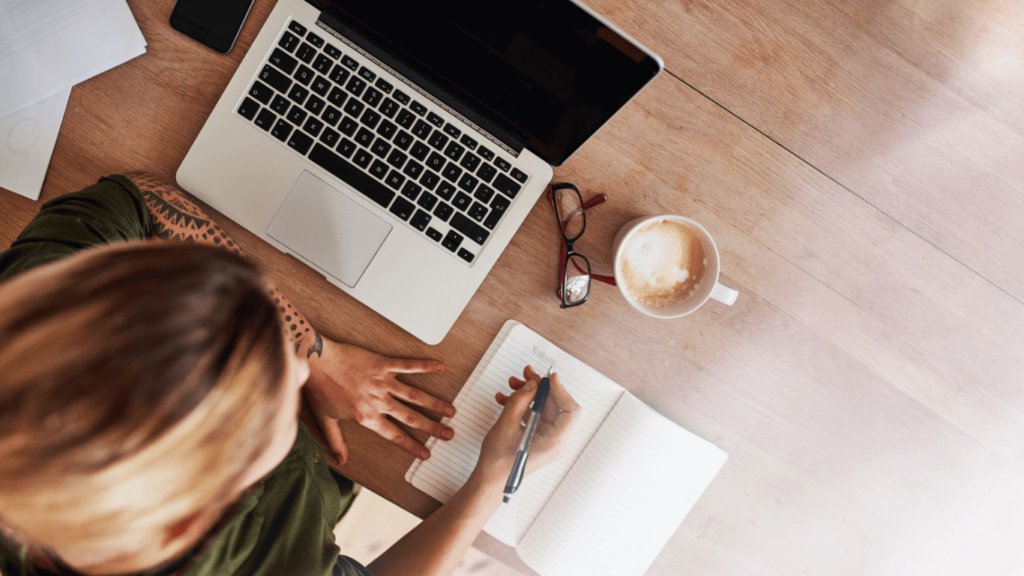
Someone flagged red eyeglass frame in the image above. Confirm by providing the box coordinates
[548,183,617,308]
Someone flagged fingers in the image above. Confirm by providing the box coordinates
[494,380,538,433]
[547,373,582,415]
[387,399,455,441]
[509,365,542,391]
[318,415,349,464]
[365,416,432,460]
[386,357,445,375]
[389,380,456,418]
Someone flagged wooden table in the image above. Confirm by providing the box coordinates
[3,1,1023,574]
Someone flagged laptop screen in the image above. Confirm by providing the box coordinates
[311,0,662,166]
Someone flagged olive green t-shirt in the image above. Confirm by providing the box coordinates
[0,177,369,576]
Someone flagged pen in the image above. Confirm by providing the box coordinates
[503,366,553,504]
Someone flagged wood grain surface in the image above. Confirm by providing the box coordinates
[1,1,1022,575]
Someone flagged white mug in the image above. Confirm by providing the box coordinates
[611,215,738,318]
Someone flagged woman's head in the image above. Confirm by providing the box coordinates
[0,242,304,566]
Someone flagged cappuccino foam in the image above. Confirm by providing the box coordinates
[618,219,706,307]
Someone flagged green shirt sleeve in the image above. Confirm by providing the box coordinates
[0,175,152,281]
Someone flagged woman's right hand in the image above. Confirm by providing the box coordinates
[473,366,582,486]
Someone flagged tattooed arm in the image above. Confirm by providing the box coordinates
[122,172,456,463]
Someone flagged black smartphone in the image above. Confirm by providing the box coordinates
[169,0,256,54]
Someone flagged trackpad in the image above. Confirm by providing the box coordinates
[267,171,392,288]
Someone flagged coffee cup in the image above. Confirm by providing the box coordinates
[612,215,738,318]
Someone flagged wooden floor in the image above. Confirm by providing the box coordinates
[1,0,1023,575]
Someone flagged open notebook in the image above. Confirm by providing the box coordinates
[406,320,728,576]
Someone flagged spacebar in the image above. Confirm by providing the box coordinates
[308,144,396,208]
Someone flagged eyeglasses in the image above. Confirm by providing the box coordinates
[548,182,617,308]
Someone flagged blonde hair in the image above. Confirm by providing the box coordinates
[0,243,287,560]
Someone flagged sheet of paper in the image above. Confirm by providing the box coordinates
[0,88,71,200]
[516,392,729,576]
[0,0,147,118]
[406,321,626,546]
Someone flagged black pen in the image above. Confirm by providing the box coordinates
[503,366,553,504]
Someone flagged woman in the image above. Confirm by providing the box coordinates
[0,174,580,575]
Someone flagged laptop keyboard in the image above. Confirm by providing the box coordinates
[236,20,532,265]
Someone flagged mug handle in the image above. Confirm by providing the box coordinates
[710,282,739,306]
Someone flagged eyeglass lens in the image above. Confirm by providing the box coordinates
[555,188,585,240]
[563,254,591,304]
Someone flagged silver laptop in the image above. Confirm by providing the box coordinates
[177,0,662,344]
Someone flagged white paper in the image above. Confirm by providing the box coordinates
[0,87,70,200]
[517,393,729,576]
[0,0,147,118]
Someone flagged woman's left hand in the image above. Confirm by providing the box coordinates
[302,338,456,464]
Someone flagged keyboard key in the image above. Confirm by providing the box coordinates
[441,162,462,183]
[288,21,307,36]
[412,119,432,139]
[483,207,503,230]
[379,98,399,118]
[238,97,259,120]
[401,181,421,201]
[357,66,375,82]
[426,152,446,172]
[458,173,479,193]
[457,248,475,263]
[450,213,490,245]
[477,146,494,161]
[342,55,358,70]
[386,149,407,169]
[428,131,449,151]
[304,95,325,115]
[296,43,316,64]
[312,54,333,75]
[436,181,456,201]
[370,138,391,158]
[396,109,416,129]
[402,160,424,179]
[369,159,389,179]
[355,127,374,147]
[494,157,511,172]
[327,86,347,107]
[376,119,397,140]
[306,32,324,48]
[410,141,430,161]
[459,151,480,171]
[493,173,521,198]
[279,31,300,52]
[319,127,340,147]
[254,108,275,131]
[511,168,529,184]
[393,130,414,150]
[393,90,410,105]
[286,105,307,126]
[338,116,358,136]
[490,194,510,213]
[416,191,438,211]
[310,76,330,96]
[374,78,393,93]
[361,109,381,130]
[433,202,453,222]
[271,119,292,141]
[425,227,443,242]
[329,65,350,85]
[338,138,357,158]
[248,81,274,105]
[426,112,444,128]
[308,144,395,208]
[410,209,432,231]
[270,94,290,114]
[452,192,472,211]
[345,76,367,97]
[324,44,342,59]
[443,141,464,161]
[343,99,365,118]
[410,100,427,115]
[476,162,496,183]
[474,183,494,203]
[362,87,383,107]
[322,105,342,126]
[389,197,415,221]
[443,123,461,138]
[420,170,440,190]
[287,84,309,104]
[441,230,463,252]
[459,134,478,150]
[287,130,314,155]
[303,116,324,137]
[260,64,292,92]
[384,170,405,190]
[467,202,488,222]
[353,148,372,168]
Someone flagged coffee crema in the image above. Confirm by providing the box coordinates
[618,219,706,307]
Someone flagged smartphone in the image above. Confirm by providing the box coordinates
[169,0,256,54]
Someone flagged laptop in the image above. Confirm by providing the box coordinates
[177,0,663,344]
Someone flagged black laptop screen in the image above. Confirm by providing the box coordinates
[310,0,662,166]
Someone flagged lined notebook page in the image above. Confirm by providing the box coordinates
[517,392,729,576]
[406,320,625,546]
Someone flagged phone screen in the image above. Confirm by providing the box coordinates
[170,0,255,54]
